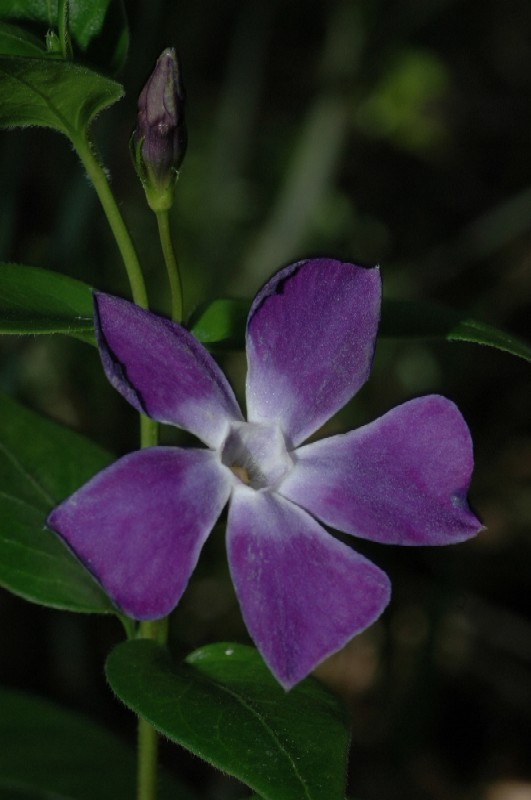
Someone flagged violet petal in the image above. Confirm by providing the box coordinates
[280,395,482,545]
[245,259,381,447]
[47,447,232,619]
[94,293,243,448]
[226,486,391,689]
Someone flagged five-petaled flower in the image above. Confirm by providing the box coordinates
[47,259,482,689]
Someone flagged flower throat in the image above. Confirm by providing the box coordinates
[220,421,293,490]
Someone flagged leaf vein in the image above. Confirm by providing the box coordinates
[0,489,49,515]
[0,63,74,137]
[209,681,312,799]
[0,441,55,507]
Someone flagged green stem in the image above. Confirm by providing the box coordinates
[140,415,158,449]
[74,134,156,448]
[73,133,164,798]
[136,618,169,800]
[134,423,162,800]
[138,617,169,646]
[72,133,150,310]
[57,0,73,60]
[137,718,158,800]
[155,209,183,323]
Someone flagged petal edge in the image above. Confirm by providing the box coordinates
[280,395,483,545]
[245,259,381,446]
[47,447,232,619]
[227,487,390,689]
[94,293,243,448]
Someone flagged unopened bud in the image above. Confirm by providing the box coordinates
[131,47,187,210]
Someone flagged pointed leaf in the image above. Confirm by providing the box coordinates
[106,640,351,800]
[0,263,95,342]
[0,56,123,138]
[0,393,114,612]
[380,298,531,362]
[189,296,531,362]
[0,687,194,800]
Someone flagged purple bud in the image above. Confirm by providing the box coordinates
[132,48,187,208]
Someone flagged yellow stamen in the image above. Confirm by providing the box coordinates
[231,465,251,485]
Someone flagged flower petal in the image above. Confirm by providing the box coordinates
[47,448,232,619]
[280,395,482,545]
[245,259,381,447]
[226,487,390,689]
[94,293,243,448]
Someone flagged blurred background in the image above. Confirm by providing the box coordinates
[1,0,531,798]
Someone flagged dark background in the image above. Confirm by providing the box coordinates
[1,1,531,798]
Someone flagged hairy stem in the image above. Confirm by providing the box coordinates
[73,134,149,309]
[57,0,73,60]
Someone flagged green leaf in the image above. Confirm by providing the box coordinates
[9,267,526,364]
[0,263,95,342]
[0,393,115,612]
[0,686,194,800]
[189,296,531,363]
[0,56,123,139]
[189,298,249,349]
[380,299,531,362]
[0,0,128,70]
[106,640,351,800]
[0,21,46,56]
[189,299,531,361]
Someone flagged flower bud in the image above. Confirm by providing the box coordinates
[131,47,187,210]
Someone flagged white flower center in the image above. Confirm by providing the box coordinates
[220,421,293,490]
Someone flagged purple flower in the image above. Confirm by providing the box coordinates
[47,259,482,689]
